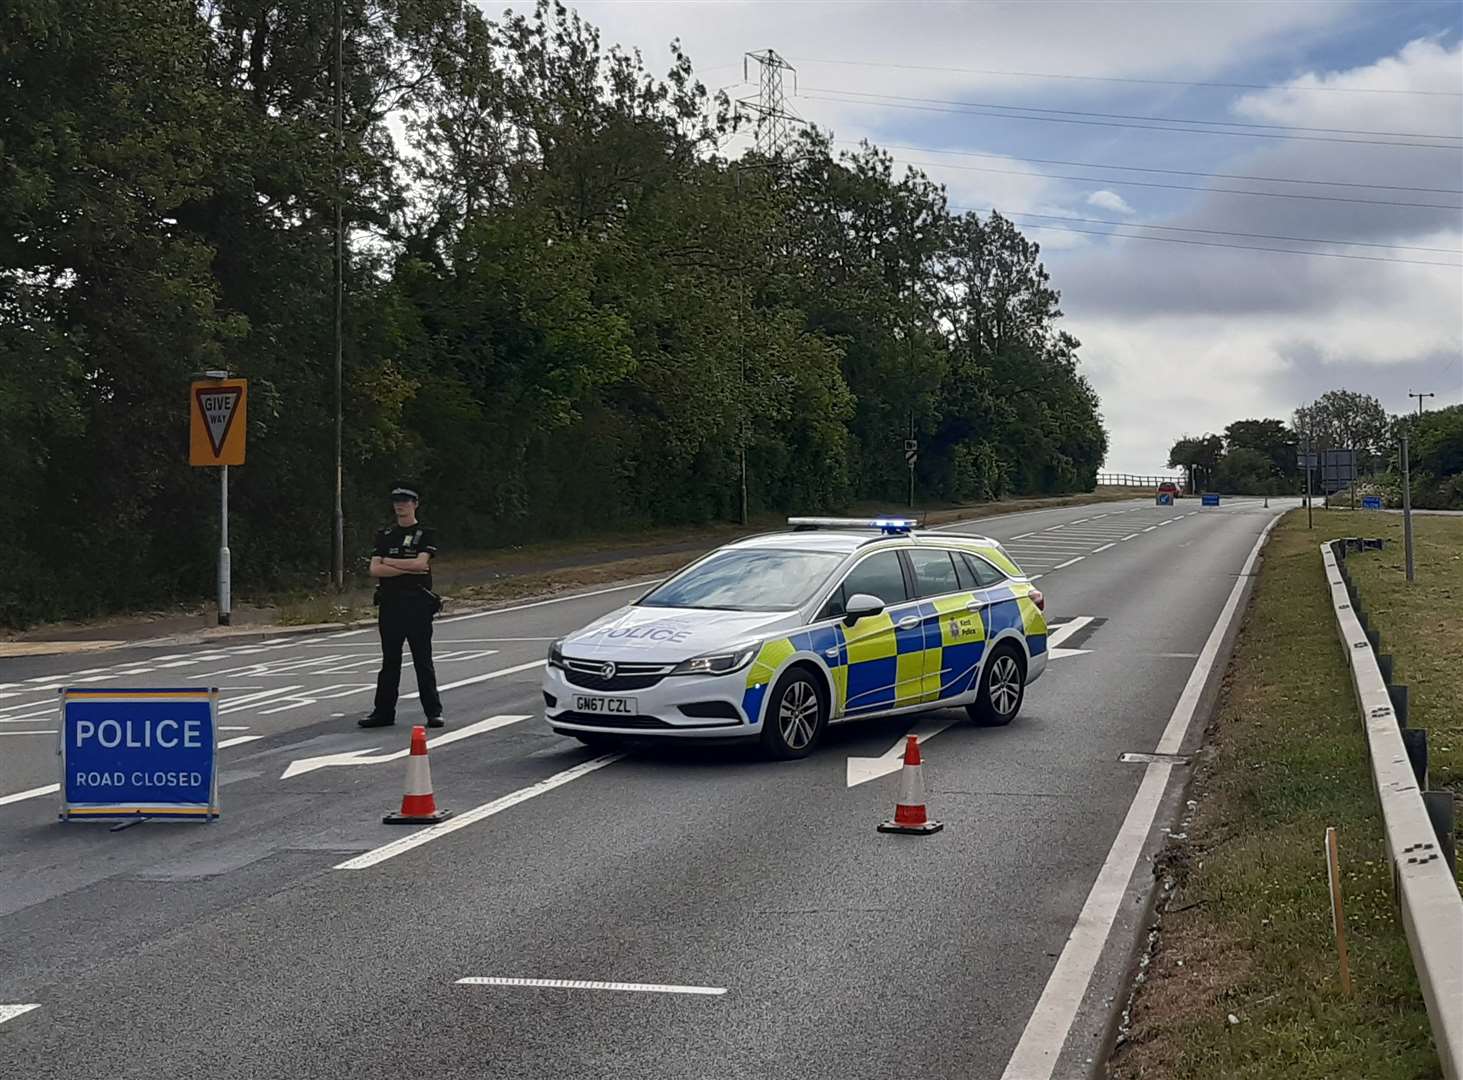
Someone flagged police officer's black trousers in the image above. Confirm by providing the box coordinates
[373,592,441,720]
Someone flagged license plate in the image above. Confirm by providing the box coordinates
[573,695,637,715]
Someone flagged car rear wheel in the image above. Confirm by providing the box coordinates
[967,644,1025,726]
[760,667,827,760]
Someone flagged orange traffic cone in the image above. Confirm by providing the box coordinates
[877,735,943,835]
[383,725,453,825]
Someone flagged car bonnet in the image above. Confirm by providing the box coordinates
[562,604,806,664]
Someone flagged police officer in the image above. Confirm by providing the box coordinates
[360,484,444,729]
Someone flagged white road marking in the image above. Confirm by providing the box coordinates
[1046,618,1093,649]
[1142,526,1157,532]
[220,686,306,712]
[999,510,1283,1080]
[1156,520,1172,528]
[1158,652,1201,659]
[0,784,59,807]
[281,714,531,778]
[846,715,960,787]
[0,730,54,736]
[219,725,251,731]
[218,735,264,749]
[258,683,374,715]
[1070,517,1090,524]
[456,977,725,997]
[0,1004,40,1026]
[1120,533,1139,541]
[1029,574,1043,581]
[0,712,51,723]
[1010,532,1035,540]
[1092,544,1115,553]
[1051,557,1084,570]
[335,754,622,870]
[405,659,546,699]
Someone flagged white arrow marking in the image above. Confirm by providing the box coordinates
[280,714,531,779]
[846,714,960,788]
[1047,617,1093,649]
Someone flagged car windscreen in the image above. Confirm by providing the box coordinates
[637,548,845,611]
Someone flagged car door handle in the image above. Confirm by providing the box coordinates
[897,616,921,630]
[967,598,988,611]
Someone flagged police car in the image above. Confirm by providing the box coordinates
[544,518,1048,758]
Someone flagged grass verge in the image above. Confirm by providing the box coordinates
[1109,509,1446,1080]
[1341,511,1462,803]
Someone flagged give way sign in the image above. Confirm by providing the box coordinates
[190,379,247,466]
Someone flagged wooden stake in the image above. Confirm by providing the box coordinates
[1325,826,1353,997]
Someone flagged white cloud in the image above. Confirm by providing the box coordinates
[1087,190,1135,215]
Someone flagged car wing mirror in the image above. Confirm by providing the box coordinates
[843,593,885,626]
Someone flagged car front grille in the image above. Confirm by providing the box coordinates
[562,658,672,692]
[553,711,742,731]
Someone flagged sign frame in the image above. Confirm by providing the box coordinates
[57,687,221,821]
[190,379,248,466]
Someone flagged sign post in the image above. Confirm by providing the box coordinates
[58,688,220,821]
[190,374,247,625]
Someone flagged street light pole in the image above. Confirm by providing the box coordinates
[1408,390,1435,419]
[332,0,345,590]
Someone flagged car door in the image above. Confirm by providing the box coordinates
[960,549,1029,647]
[905,547,985,703]
[819,549,914,716]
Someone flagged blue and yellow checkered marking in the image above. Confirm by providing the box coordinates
[740,579,1047,725]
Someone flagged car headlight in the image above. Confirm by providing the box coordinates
[547,638,566,669]
[669,646,758,677]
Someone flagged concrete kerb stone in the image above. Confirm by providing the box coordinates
[1321,539,1463,1080]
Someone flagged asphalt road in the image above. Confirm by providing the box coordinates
[0,497,1286,1079]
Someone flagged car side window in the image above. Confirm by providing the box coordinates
[907,548,962,598]
[962,552,1008,588]
[824,551,908,619]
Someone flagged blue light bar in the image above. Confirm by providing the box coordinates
[787,517,919,534]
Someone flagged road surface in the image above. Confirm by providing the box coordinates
[0,497,1285,1079]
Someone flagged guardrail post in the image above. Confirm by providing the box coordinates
[1401,728,1429,789]
[1389,684,1409,727]
[1421,793,1457,874]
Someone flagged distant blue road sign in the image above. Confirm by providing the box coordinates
[1156,492,1174,506]
[1362,495,1383,510]
[1201,493,1221,507]
[59,688,219,821]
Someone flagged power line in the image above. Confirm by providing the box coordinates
[987,209,1463,256]
[724,132,1463,209]
[786,55,1463,98]
[831,138,1463,196]
[872,155,1463,210]
[798,90,1463,150]
[802,85,1461,139]
[948,209,1462,267]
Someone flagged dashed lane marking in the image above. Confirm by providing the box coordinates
[1092,544,1115,553]
[457,978,725,997]
[1051,557,1085,570]
[1120,533,1139,541]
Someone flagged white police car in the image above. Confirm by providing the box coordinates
[544,518,1048,758]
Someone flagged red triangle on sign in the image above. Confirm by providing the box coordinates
[194,385,242,458]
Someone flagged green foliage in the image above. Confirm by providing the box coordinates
[0,0,1107,626]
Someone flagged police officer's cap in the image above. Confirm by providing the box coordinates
[389,483,420,502]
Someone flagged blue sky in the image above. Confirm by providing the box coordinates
[489,1,1463,471]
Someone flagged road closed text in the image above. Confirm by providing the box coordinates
[72,718,206,750]
[72,770,205,788]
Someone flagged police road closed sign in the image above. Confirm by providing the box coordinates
[59,689,220,820]
[190,379,247,466]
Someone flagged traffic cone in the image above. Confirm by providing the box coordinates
[878,735,943,835]
[383,725,453,825]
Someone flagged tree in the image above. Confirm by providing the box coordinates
[1168,434,1223,492]
[1213,447,1274,493]
[1224,419,1296,480]
[1294,390,1390,472]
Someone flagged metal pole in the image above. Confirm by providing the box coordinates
[1402,432,1415,583]
[908,413,915,510]
[218,464,231,626]
[332,0,345,590]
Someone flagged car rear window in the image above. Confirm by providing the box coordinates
[907,548,962,598]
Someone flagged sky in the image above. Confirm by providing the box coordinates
[486,0,1463,473]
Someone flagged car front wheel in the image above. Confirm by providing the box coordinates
[760,668,827,759]
[968,644,1025,726]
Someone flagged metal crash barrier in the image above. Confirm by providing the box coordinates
[1323,539,1463,1080]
